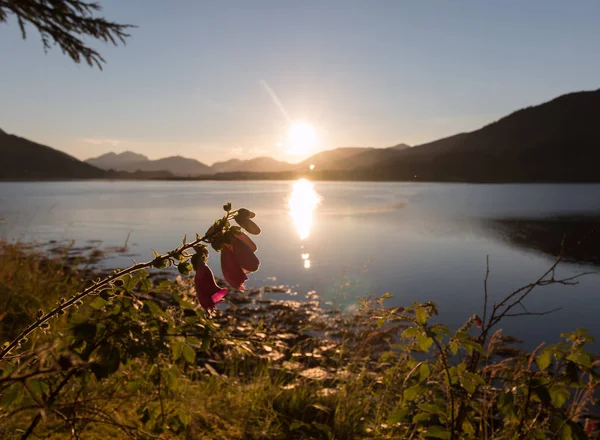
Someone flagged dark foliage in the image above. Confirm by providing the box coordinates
[0,0,133,69]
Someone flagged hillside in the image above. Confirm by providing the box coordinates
[329,143,411,170]
[296,147,374,171]
[351,90,600,182]
[211,157,293,173]
[0,129,105,180]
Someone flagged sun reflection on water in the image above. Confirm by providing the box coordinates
[288,179,321,240]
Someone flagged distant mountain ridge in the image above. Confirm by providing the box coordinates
[86,152,212,176]
[4,88,599,182]
[211,157,293,174]
[86,151,148,169]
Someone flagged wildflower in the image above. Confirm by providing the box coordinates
[194,261,228,311]
[231,234,259,272]
[220,233,260,290]
[475,315,483,328]
[220,245,248,291]
[585,419,597,436]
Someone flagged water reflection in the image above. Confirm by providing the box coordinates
[302,253,311,269]
[288,179,321,240]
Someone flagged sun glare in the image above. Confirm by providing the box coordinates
[288,179,321,240]
[286,121,317,156]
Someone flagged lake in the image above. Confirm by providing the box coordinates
[1,181,599,349]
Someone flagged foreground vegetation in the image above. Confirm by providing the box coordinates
[1,235,599,438]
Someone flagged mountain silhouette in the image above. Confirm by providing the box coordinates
[86,151,149,169]
[0,129,104,180]
[344,89,600,182]
[211,157,293,173]
[296,147,375,171]
[4,89,600,182]
[86,152,212,177]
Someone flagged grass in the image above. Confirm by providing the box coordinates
[1,241,598,439]
[0,242,386,439]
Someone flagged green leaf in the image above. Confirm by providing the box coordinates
[387,408,409,425]
[449,341,459,355]
[460,339,486,355]
[144,300,167,318]
[566,352,593,368]
[403,385,421,402]
[459,375,476,394]
[416,333,434,352]
[0,383,23,407]
[172,341,184,361]
[425,425,451,439]
[121,274,136,292]
[415,307,428,325]
[463,371,486,386]
[462,420,476,435]
[140,278,152,291]
[419,363,431,381]
[549,386,571,408]
[498,392,516,420]
[28,379,50,399]
[182,344,196,364]
[401,327,420,339]
[536,348,553,371]
[165,367,180,389]
[177,409,191,427]
[417,403,446,417]
[412,412,432,423]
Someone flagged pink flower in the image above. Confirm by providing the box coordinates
[585,419,597,436]
[220,244,249,291]
[231,234,259,273]
[220,233,260,291]
[475,316,483,328]
[194,261,228,311]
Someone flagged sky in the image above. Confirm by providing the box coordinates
[1,1,600,164]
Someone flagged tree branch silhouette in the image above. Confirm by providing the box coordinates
[0,0,134,69]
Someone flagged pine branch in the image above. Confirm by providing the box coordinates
[0,0,134,69]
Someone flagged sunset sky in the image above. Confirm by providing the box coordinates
[1,0,599,164]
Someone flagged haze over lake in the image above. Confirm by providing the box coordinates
[1,181,599,347]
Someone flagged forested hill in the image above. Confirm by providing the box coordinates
[350,89,600,182]
[0,130,105,180]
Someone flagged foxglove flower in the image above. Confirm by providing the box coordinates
[194,261,228,311]
[220,244,249,291]
[220,232,260,290]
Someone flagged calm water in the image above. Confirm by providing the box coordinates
[1,181,599,348]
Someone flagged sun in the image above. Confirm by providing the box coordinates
[286,121,317,156]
